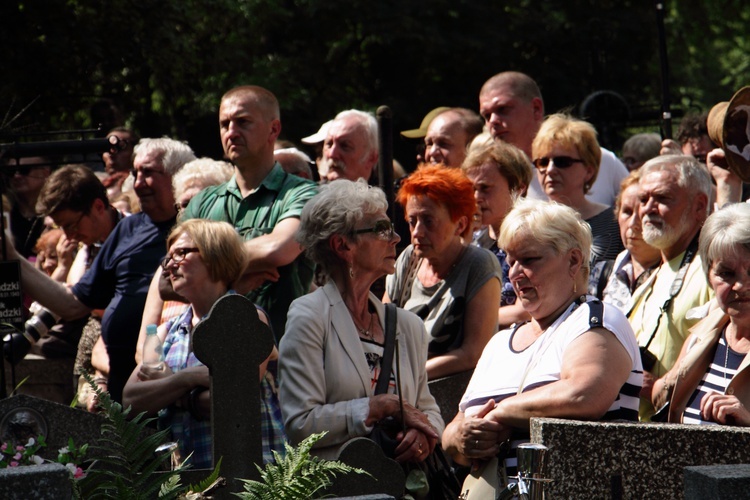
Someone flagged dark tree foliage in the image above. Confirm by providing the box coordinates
[1,0,747,166]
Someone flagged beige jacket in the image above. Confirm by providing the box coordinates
[278,281,444,459]
[656,308,750,423]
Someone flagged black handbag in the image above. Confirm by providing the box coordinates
[369,303,461,499]
[368,302,402,459]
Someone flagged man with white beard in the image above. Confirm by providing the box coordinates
[320,109,378,183]
[628,155,713,420]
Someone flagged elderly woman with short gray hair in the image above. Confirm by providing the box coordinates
[279,179,443,462]
[653,203,750,425]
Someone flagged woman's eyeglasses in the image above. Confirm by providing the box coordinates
[532,156,584,174]
[354,220,395,241]
[161,247,200,269]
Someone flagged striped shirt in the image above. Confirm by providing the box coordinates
[683,333,743,425]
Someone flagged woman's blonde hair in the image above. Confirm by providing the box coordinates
[167,219,246,285]
[498,199,592,277]
[531,113,602,193]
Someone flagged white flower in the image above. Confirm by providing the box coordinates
[25,438,35,447]
[31,455,44,465]
[58,447,70,455]
[65,463,77,474]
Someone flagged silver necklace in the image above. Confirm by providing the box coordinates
[354,311,375,339]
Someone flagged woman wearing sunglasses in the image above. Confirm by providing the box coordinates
[279,179,442,462]
[531,114,624,297]
[123,219,285,467]
[384,165,502,380]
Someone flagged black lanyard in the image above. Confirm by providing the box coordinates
[635,233,700,352]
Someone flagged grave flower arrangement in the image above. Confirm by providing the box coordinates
[0,435,87,478]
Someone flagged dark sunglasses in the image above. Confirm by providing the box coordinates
[532,156,584,173]
[354,220,395,241]
[5,166,33,176]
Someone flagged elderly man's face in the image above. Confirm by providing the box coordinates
[638,169,694,251]
[424,113,470,168]
[322,117,377,182]
[132,150,176,222]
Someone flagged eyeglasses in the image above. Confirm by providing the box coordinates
[354,220,396,241]
[57,211,87,235]
[532,156,584,174]
[160,247,200,269]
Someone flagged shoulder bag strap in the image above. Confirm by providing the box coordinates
[375,303,398,395]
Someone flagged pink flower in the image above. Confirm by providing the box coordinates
[74,467,85,479]
[13,452,22,461]
[0,443,7,452]
[9,461,19,467]
[15,446,24,452]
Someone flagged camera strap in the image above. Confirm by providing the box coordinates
[636,233,699,352]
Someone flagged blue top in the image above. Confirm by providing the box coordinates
[72,212,174,401]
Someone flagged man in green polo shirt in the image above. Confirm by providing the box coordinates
[181,85,317,340]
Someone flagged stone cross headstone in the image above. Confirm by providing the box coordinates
[192,294,274,496]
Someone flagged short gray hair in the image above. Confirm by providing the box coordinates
[334,109,378,154]
[699,203,750,276]
[172,158,234,200]
[296,179,388,278]
[639,154,713,208]
[498,198,592,277]
[134,137,196,176]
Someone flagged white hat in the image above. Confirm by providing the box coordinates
[301,120,333,144]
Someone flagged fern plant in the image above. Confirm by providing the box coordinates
[234,432,369,500]
[74,373,193,499]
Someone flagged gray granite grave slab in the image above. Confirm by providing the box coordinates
[0,394,105,462]
[428,369,473,426]
[530,417,750,500]
[192,293,274,497]
[4,355,75,404]
[326,437,405,498]
[684,464,750,500]
[0,462,71,499]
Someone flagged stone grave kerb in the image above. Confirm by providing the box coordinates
[192,294,273,494]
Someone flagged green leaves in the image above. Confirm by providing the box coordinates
[234,432,369,500]
[74,373,189,500]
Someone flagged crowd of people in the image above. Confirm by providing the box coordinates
[2,72,749,496]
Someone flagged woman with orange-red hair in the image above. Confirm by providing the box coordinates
[384,165,501,380]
